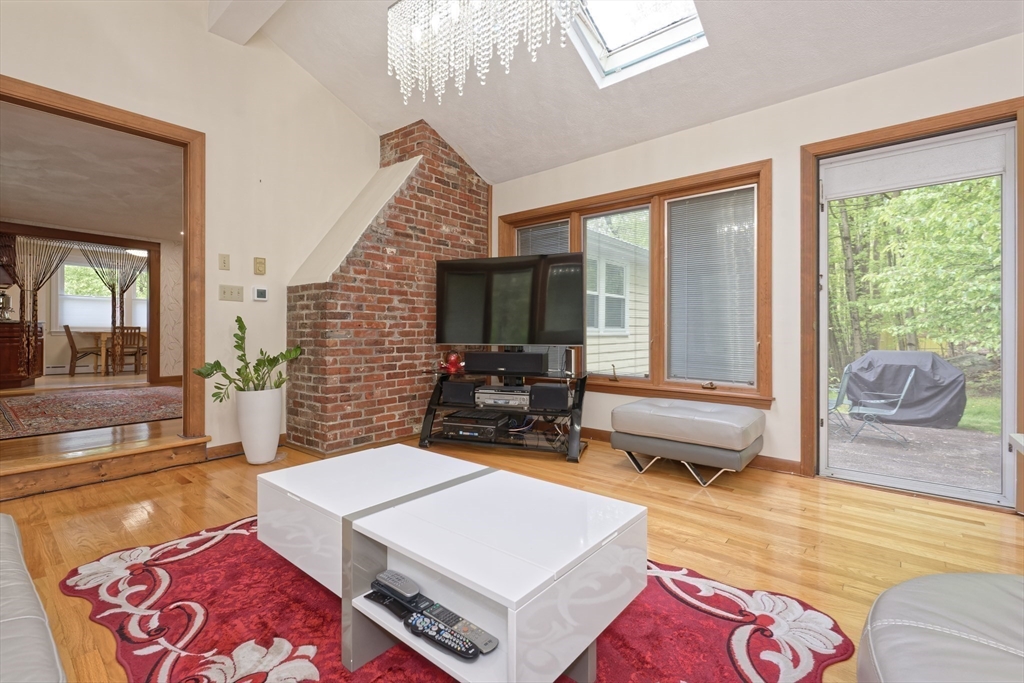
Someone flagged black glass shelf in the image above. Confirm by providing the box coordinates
[419,374,588,462]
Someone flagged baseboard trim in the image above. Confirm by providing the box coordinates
[580,427,611,442]
[284,434,413,460]
[152,375,183,386]
[207,433,286,460]
[748,455,804,475]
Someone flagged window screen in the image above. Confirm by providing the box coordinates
[584,206,650,378]
[667,186,756,385]
[517,220,571,373]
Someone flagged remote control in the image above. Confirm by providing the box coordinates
[423,603,499,654]
[364,590,412,620]
[404,613,480,660]
[376,570,420,600]
[372,579,434,612]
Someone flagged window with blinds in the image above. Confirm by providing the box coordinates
[516,220,571,373]
[517,220,570,255]
[584,207,650,378]
[666,186,756,386]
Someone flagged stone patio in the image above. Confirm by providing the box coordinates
[827,422,1002,493]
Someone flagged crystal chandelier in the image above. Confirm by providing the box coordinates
[387,0,584,104]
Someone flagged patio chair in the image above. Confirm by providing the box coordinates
[828,364,852,434]
[848,368,916,446]
[63,325,101,377]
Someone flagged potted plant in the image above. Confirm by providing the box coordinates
[194,316,302,464]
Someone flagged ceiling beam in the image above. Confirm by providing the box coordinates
[208,0,286,46]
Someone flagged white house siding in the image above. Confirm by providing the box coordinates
[586,259,650,378]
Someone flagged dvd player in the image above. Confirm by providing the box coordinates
[475,386,530,408]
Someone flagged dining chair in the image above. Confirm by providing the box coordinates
[110,326,144,375]
[63,325,102,377]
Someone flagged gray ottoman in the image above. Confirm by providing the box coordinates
[611,398,765,486]
[858,573,1024,683]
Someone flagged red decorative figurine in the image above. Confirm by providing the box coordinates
[440,350,465,375]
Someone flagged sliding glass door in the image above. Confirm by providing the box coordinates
[819,123,1017,506]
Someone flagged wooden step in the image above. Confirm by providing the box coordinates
[0,419,211,500]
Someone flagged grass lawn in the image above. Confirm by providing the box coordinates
[960,396,1001,434]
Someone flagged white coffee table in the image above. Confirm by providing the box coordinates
[257,444,490,596]
[257,445,648,683]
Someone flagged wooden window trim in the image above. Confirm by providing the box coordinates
[498,160,773,409]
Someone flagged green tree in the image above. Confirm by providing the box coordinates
[62,265,109,297]
[826,175,1002,380]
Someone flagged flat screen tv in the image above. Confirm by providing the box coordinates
[436,254,585,345]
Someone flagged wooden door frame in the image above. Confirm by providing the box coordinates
[0,220,168,383]
[800,98,1024,507]
[0,75,206,438]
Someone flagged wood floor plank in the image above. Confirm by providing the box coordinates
[0,439,1020,683]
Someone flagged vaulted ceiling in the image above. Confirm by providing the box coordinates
[259,0,1023,183]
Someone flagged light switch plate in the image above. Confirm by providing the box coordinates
[254,257,266,275]
[218,254,230,271]
[218,284,243,302]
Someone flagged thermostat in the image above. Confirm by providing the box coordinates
[253,286,268,302]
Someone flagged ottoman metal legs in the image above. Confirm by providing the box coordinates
[612,432,763,487]
[622,450,733,487]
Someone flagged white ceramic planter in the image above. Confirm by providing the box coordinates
[236,387,283,465]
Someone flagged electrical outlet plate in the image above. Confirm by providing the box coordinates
[254,257,266,275]
[218,284,243,302]
[218,254,230,271]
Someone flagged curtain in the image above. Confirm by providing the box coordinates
[11,236,74,375]
[80,245,148,373]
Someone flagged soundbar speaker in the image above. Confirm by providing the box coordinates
[464,351,546,376]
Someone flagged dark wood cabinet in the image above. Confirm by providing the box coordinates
[0,322,44,389]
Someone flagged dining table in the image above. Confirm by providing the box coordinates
[82,330,148,376]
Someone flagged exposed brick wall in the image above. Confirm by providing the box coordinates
[286,121,490,453]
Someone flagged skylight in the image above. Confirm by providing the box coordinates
[571,0,708,87]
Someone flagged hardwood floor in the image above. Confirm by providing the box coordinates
[0,372,148,397]
[0,439,1020,683]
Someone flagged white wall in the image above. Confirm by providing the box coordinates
[0,0,380,446]
[492,34,1024,462]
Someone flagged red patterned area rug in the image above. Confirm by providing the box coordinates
[59,517,854,683]
[0,386,181,439]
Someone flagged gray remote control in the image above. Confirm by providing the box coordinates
[376,570,420,600]
[424,603,499,654]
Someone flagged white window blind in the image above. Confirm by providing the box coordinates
[584,207,650,378]
[517,220,571,373]
[517,220,569,255]
[667,186,756,385]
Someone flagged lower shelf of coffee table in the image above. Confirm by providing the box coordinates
[353,593,509,683]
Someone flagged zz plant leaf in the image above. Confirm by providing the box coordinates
[193,316,302,402]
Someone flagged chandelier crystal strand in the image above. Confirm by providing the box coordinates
[387,0,583,105]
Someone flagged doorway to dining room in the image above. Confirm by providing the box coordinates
[0,99,185,440]
[0,79,208,461]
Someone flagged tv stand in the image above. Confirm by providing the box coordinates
[419,371,588,462]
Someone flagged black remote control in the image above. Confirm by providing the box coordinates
[371,579,434,612]
[364,590,412,620]
[404,612,480,660]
